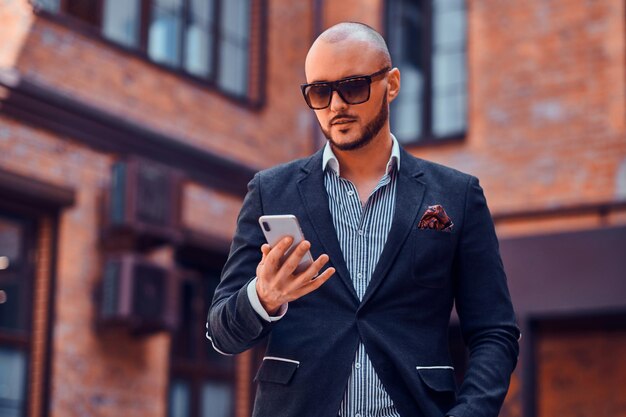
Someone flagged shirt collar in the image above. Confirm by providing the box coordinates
[322,134,401,176]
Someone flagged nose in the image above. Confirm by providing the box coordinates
[329,90,348,112]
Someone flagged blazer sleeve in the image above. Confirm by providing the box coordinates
[206,172,274,355]
[446,175,521,417]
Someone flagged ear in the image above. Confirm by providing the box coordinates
[387,67,401,103]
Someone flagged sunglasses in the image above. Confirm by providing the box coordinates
[300,67,391,110]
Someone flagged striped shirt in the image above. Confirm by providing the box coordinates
[323,137,401,417]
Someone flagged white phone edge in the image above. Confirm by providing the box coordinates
[258,214,315,275]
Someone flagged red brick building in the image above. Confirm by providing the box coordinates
[0,1,624,417]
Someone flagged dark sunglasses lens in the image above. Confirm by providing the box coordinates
[338,78,370,104]
[305,84,332,109]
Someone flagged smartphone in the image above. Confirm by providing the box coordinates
[258,215,314,275]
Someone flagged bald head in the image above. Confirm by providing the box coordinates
[307,22,392,72]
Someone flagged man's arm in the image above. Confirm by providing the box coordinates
[207,173,274,354]
[207,173,335,354]
[446,175,521,417]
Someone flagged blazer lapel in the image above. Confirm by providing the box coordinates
[359,148,426,308]
[296,151,359,302]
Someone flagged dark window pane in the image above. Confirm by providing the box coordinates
[102,0,141,48]
[185,0,214,78]
[0,347,27,417]
[0,218,22,268]
[387,0,467,142]
[168,379,191,417]
[0,282,24,332]
[65,0,100,26]
[201,381,232,417]
[32,0,60,12]
[218,0,250,96]
[149,0,184,67]
[388,0,424,142]
[171,280,196,359]
[0,214,29,333]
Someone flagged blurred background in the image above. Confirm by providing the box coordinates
[0,0,625,416]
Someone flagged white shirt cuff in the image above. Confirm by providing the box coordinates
[247,277,288,322]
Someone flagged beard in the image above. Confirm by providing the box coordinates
[320,94,388,152]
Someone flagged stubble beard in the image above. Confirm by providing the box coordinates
[320,94,388,152]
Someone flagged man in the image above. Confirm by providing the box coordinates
[207,22,521,417]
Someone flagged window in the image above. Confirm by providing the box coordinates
[0,213,36,417]
[387,0,468,144]
[32,0,59,12]
[102,0,141,48]
[32,0,262,101]
[168,270,235,417]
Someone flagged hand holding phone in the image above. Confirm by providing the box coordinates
[255,215,336,315]
[259,215,314,275]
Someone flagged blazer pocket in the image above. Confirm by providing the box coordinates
[416,366,457,393]
[254,356,300,385]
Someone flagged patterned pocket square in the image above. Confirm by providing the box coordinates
[418,204,454,232]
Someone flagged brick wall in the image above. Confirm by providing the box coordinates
[0,116,172,417]
[429,0,626,219]
[2,0,625,416]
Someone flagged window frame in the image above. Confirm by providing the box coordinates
[167,270,237,417]
[31,0,268,109]
[0,210,43,417]
[384,0,468,146]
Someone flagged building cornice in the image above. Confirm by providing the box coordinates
[0,68,256,197]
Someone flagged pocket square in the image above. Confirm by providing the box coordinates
[418,204,454,232]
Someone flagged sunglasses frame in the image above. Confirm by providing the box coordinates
[300,67,391,110]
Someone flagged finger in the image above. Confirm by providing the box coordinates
[279,240,311,276]
[264,236,294,269]
[292,253,329,285]
[259,244,270,264]
[289,267,336,300]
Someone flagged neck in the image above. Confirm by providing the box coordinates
[332,128,392,181]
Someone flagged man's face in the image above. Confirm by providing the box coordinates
[304,39,394,152]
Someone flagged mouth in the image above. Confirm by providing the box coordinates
[331,119,356,126]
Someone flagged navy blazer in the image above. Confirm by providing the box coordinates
[208,146,521,417]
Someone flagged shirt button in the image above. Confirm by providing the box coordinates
[356,273,362,279]
[355,362,361,369]
[358,230,364,236]
[347,190,354,196]
[355,414,361,417]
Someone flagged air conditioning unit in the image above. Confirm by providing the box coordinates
[101,158,182,249]
[98,253,179,334]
